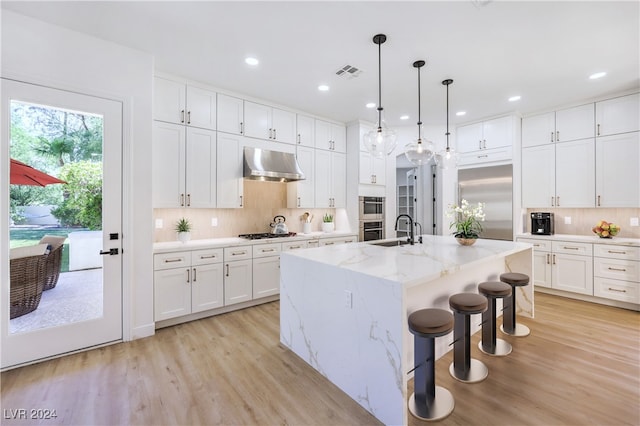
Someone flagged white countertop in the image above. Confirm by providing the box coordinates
[282,234,532,287]
[153,231,357,254]
[517,233,640,247]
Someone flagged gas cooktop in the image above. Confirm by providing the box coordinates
[238,232,297,240]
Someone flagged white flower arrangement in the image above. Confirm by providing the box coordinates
[446,199,486,239]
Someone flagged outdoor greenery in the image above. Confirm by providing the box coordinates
[51,162,103,229]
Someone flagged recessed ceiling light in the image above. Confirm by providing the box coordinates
[456,111,466,116]
[318,85,330,92]
[589,71,607,80]
[245,57,259,66]
[508,95,521,102]
[400,115,410,120]
[366,102,376,109]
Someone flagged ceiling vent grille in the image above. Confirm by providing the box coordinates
[335,65,363,79]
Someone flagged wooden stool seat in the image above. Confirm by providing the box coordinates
[478,281,511,297]
[409,308,455,337]
[449,293,487,314]
[500,272,530,286]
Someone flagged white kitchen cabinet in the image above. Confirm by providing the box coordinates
[319,235,358,246]
[224,247,252,306]
[296,114,315,147]
[152,122,216,208]
[315,120,346,153]
[457,116,513,153]
[596,93,639,137]
[244,101,296,144]
[217,93,244,135]
[517,238,552,288]
[315,150,346,208]
[154,249,224,321]
[216,133,244,208]
[551,241,593,296]
[522,104,594,148]
[596,132,640,208]
[521,144,555,208]
[458,146,513,167]
[287,146,315,208]
[359,150,386,185]
[593,244,640,304]
[252,243,282,299]
[154,76,216,130]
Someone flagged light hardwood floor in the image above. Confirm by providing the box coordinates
[1,292,639,425]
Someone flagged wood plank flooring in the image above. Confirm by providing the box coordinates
[1,292,639,425]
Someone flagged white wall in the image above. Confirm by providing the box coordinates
[1,11,155,340]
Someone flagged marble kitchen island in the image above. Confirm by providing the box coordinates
[280,235,533,425]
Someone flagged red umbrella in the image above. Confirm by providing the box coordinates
[10,158,66,186]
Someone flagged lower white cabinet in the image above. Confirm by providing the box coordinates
[154,249,224,321]
[224,247,253,306]
[518,238,552,288]
[252,243,281,299]
[319,235,357,246]
[593,244,640,304]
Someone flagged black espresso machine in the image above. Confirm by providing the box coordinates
[531,212,554,235]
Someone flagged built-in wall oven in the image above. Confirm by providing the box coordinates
[359,196,385,241]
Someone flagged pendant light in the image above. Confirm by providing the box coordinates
[363,34,397,158]
[436,78,459,170]
[404,60,435,166]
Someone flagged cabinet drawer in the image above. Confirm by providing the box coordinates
[517,238,552,252]
[252,243,282,258]
[552,241,592,256]
[594,277,640,304]
[594,257,639,282]
[282,240,309,251]
[154,251,190,270]
[594,244,640,261]
[458,146,512,166]
[224,246,252,261]
[191,248,224,265]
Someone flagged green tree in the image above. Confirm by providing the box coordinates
[51,161,102,230]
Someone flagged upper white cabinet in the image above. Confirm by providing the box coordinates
[595,93,639,137]
[287,146,315,208]
[359,151,386,186]
[315,120,346,153]
[296,114,315,147]
[315,150,346,208]
[154,76,216,130]
[216,133,244,208]
[217,94,244,135]
[522,103,594,147]
[243,101,296,144]
[595,132,639,207]
[457,116,513,152]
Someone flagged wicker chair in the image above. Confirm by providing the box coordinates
[10,244,49,319]
[39,235,67,291]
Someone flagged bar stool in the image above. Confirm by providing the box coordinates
[408,308,455,421]
[500,272,531,337]
[478,281,512,356]
[448,293,488,383]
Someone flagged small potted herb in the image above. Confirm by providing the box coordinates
[322,213,334,233]
[175,217,192,242]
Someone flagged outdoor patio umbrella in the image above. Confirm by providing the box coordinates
[10,158,66,186]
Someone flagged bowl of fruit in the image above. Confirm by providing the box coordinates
[592,220,620,238]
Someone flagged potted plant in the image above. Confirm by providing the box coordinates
[446,199,485,246]
[175,217,192,243]
[322,213,334,233]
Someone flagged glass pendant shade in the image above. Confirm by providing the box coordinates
[405,137,435,165]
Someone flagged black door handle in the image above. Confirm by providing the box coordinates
[99,248,119,255]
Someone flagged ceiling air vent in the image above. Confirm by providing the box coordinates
[335,65,363,79]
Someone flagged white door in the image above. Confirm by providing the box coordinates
[2,79,123,369]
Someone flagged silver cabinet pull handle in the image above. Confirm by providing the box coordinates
[297,197,301,207]
[186,268,190,283]
[164,258,183,263]
[552,254,556,265]
[199,254,218,259]
[274,128,277,140]
[608,250,626,254]
[240,122,244,134]
[180,194,185,207]
[597,195,601,206]
[225,264,229,277]
[261,248,275,253]
[192,267,197,282]
[546,253,550,264]
[551,132,554,143]
[608,267,627,272]
[556,130,559,141]
[297,134,301,144]
[556,196,560,206]
[551,196,554,207]
[597,124,600,136]
[563,246,580,250]
[477,154,488,158]
[232,251,246,256]
[187,194,191,207]
[608,288,627,293]
[240,195,243,207]
[181,110,185,123]
[187,111,191,124]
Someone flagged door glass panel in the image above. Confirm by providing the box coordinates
[9,101,104,334]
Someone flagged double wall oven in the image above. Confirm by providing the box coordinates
[359,196,384,241]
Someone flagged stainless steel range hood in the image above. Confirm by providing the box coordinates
[243,146,306,182]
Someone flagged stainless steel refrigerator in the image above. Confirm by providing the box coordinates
[458,164,513,241]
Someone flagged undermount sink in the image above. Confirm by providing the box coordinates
[369,239,411,247]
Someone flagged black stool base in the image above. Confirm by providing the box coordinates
[449,358,488,383]
[500,323,530,337]
[408,386,455,421]
[479,338,512,356]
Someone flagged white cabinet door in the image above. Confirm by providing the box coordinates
[332,152,347,208]
[154,267,191,321]
[217,94,244,135]
[216,133,244,208]
[154,76,186,124]
[532,250,552,288]
[555,103,594,143]
[315,119,333,151]
[272,107,296,144]
[552,253,593,295]
[287,146,315,208]
[521,144,555,208]
[185,85,216,130]
[331,123,346,153]
[243,101,271,140]
[191,263,224,313]
[372,155,386,186]
[152,121,185,208]
[596,93,639,136]
[252,256,280,299]
[185,127,216,208]
[315,148,332,208]
[482,116,512,149]
[555,139,595,207]
[596,132,640,207]
[522,112,555,148]
[457,122,483,152]
[224,259,253,306]
[359,151,375,184]
[297,114,315,147]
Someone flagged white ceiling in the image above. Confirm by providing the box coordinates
[2,1,639,128]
